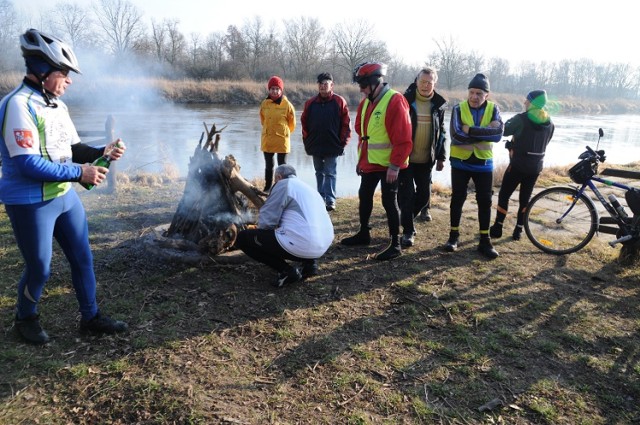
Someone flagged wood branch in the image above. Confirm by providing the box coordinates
[221,155,265,209]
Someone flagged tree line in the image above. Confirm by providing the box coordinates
[2,0,639,100]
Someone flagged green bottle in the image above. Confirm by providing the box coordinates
[81,141,123,190]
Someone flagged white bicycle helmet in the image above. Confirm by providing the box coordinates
[20,29,81,74]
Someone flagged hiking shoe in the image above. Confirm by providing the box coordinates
[401,232,415,247]
[444,236,459,252]
[374,243,402,261]
[274,267,302,288]
[418,208,432,222]
[477,240,499,259]
[340,228,371,246]
[15,314,50,345]
[489,223,503,239]
[512,225,523,241]
[80,312,128,335]
[301,260,319,279]
[325,203,336,212]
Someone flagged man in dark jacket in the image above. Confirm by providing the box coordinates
[398,67,447,246]
[301,72,351,211]
[490,89,555,240]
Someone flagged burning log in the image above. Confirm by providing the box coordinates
[163,122,265,256]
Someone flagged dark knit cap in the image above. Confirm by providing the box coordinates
[468,73,490,92]
[527,89,547,108]
[317,72,332,83]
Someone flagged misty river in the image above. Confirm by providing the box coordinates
[71,103,640,198]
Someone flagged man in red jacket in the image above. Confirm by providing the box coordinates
[340,62,413,260]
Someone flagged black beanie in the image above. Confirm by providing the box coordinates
[468,73,490,92]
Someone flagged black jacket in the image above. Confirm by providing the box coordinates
[301,93,351,157]
[504,110,555,174]
[403,83,447,165]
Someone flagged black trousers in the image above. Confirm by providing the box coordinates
[236,228,304,273]
[449,167,493,232]
[399,162,433,235]
[496,165,540,226]
[358,171,400,236]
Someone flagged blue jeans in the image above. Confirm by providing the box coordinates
[312,155,338,205]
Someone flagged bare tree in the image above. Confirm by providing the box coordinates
[150,18,167,62]
[220,25,247,78]
[0,0,20,71]
[241,16,272,79]
[429,36,467,91]
[330,19,389,77]
[50,2,91,49]
[93,0,145,56]
[282,16,325,82]
[200,31,225,77]
[487,57,512,93]
[164,19,185,66]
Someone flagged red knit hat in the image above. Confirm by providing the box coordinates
[268,76,284,90]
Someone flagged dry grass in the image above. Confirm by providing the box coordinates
[1,173,639,424]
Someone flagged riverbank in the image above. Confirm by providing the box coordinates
[2,72,640,114]
[1,178,638,424]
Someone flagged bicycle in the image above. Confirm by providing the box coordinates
[523,128,640,255]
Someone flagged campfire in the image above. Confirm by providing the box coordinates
[147,122,265,262]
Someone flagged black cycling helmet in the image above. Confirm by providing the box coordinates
[352,62,387,85]
[20,28,81,74]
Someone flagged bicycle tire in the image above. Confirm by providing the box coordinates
[524,186,598,255]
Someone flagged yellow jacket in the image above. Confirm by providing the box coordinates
[259,96,296,153]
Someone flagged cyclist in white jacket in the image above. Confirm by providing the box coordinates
[235,164,334,287]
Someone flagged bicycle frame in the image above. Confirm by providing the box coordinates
[567,176,635,246]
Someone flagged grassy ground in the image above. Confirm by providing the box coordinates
[1,169,639,424]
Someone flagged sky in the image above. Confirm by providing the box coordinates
[18,0,640,68]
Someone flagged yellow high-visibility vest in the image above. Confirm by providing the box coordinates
[450,101,495,160]
[359,89,407,167]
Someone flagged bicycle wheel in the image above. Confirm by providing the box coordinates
[524,187,598,254]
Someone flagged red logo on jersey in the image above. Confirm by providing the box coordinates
[14,129,34,148]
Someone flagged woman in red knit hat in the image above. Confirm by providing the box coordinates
[259,76,296,191]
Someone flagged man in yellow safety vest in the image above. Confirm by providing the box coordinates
[444,73,504,259]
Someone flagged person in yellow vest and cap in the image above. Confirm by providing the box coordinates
[444,73,504,259]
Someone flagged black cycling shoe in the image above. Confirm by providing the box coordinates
[340,228,371,246]
[400,233,415,247]
[80,312,128,335]
[489,223,503,239]
[301,260,319,279]
[477,240,499,259]
[444,237,459,252]
[274,267,302,288]
[374,243,402,261]
[512,225,523,241]
[15,314,50,345]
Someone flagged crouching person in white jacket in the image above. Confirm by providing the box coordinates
[235,164,334,287]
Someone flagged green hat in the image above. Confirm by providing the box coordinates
[527,90,547,109]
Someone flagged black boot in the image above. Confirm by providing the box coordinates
[444,231,459,252]
[340,226,371,246]
[375,235,402,261]
[15,314,50,345]
[477,237,499,259]
[490,221,503,239]
[512,225,523,241]
[263,168,273,191]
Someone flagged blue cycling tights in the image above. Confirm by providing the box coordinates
[5,190,98,321]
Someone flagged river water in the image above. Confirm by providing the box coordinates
[72,103,640,197]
